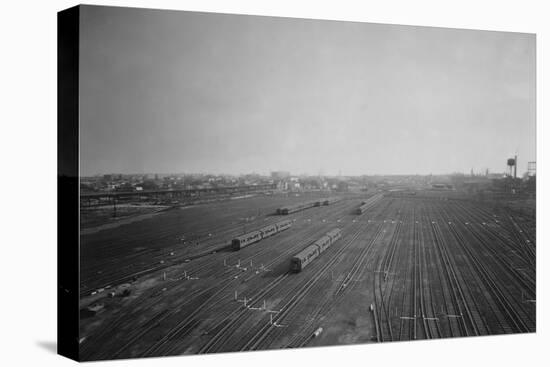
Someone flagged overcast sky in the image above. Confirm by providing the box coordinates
[79,5,535,177]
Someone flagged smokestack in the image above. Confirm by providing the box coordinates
[514,155,517,179]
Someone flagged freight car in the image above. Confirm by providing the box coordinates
[355,193,384,215]
[290,228,342,272]
[232,219,293,250]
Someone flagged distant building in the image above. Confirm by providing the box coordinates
[431,183,453,190]
[524,175,536,193]
[271,171,290,180]
[527,161,536,176]
[336,181,349,192]
[276,181,288,190]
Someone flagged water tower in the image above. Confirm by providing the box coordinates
[507,156,517,178]
[527,161,536,176]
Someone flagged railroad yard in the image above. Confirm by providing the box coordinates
[78,189,536,360]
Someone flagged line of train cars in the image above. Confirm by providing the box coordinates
[355,193,384,215]
[277,197,341,215]
[290,228,342,272]
[231,219,293,250]
[318,197,341,206]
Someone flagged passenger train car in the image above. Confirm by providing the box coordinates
[231,219,292,250]
[278,197,341,215]
[278,201,317,215]
[290,228,342,272]
[355,193,384,214]
[322,197,341,206]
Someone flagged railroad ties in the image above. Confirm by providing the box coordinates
[79,191,536,358]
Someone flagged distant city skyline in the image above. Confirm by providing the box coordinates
[79,6,535,177]
[81,168,514,178]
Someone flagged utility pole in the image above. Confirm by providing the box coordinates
[112,196,117,218]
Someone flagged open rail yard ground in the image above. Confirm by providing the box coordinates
[78,189,536,361]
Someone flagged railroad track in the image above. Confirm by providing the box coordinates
[450,201,535,288]
[396,205,418,341]
[451,202,535,296]
[79,213,284,296]
[371,201,404,342]
[80,199,356,297]
[415,207,442,339]
[284,199,399,348]
[79,195,308,290]
[289,219,389,346]
[241,226,367,351]
[133,198,363,356]
[193,207,360,353]
[80,274,232,359]
[421,204,485,339]
[80,198,359,359]
[435,203,534,334]
[429,214,479,337]
[453,201,535,267]
[240,199,398,351]
[179,272,291,355]
[81,194,536,360]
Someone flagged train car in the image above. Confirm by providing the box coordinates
[314,235,332,253]
[290,244,320,272]
[322,197,341,206]
[291,228,342,272]
[279,201,316,215]
[276,219,292,232]
[355,205,366,215]
[259,224,277,239]
[355,194,384,215]
[326,228,342,243]
[357,202,373,214]
[232,220,293,251]
[231,230,262,250]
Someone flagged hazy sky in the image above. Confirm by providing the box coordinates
[79,6,535,176]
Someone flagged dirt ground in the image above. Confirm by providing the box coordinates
[77,191,536,361]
